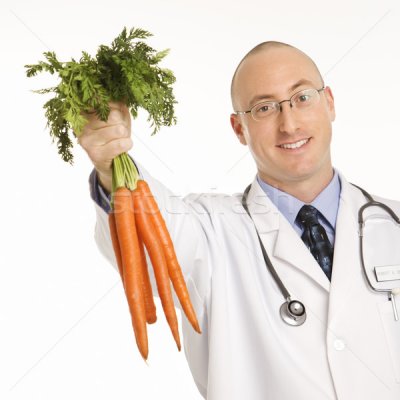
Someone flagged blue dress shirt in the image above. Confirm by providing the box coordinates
[256,170,341,245]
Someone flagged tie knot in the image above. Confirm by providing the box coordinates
[296,205,319,227]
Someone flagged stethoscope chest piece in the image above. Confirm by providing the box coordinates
[280,300,307,326]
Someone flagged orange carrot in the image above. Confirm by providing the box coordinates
[108,212,124,284]
[137,180,201,334]
[137,231,157,324]
[132,188,181,350]
[113,187,148,360]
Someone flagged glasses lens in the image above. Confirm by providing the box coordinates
[251,102,278,120]
[292,89,319,109]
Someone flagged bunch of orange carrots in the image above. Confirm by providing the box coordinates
[25,26,198,361]
[108,153,200,360]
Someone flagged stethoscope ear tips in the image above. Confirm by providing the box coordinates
[280,300,307,326]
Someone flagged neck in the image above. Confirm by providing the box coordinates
[258,167,334,203]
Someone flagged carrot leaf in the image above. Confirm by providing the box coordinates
[25,27,177,164]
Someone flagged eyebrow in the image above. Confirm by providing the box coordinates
[248,79,315,106]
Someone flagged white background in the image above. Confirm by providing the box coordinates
[1,0,400,399]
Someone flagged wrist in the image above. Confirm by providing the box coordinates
[97,171,112,194]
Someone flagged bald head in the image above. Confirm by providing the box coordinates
[231,42,324,110]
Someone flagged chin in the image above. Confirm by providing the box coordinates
[285,162,315,177]
[279,166,319,184]
[288,161,332,182]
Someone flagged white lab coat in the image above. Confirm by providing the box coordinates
[93,166,400,400]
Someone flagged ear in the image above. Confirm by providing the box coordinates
[324,86,336,122]
[230,113,248,145]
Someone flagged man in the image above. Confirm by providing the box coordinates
[80,42,400,399]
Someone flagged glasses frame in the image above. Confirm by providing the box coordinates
[235,86,326,121]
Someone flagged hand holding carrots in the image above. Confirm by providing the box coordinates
[79,102,133,193]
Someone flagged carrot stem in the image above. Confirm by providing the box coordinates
[111,153,139,207]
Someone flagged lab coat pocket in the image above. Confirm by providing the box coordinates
[378,298,400,383]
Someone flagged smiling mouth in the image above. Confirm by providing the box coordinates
[278,138,310,149]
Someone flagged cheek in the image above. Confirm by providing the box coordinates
[320,118,333,143]
[247,130,273,153]
[304,111,333,141]
[246,133,278,166]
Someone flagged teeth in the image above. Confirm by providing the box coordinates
[280,138,309,149]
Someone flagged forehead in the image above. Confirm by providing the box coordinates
[235,47,321,106]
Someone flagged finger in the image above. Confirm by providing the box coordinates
[104,137,134,160]
[81,107,130,131]
[81,112,128,132]
[79,123,130,149]
[109,101,125,112]
[89,137,133,165]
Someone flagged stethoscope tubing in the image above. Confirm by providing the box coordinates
[242,184,291,301]
[242,184,306,325]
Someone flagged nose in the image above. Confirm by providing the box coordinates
[277,100,298,135]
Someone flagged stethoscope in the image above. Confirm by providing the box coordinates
[241,183,400,326]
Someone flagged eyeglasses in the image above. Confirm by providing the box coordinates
[235,87,326,121]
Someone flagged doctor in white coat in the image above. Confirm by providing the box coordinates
[80,41,400,399]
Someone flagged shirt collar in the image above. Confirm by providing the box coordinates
[256,170,341,230]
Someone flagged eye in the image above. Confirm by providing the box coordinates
[258,105,271,112]
[293,89,317,106]
[297,94,311,102]
[254,102,275,114]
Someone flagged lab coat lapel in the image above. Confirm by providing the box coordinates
[327,173,366,324]
[273,224,331,291]
[246,177,330,292]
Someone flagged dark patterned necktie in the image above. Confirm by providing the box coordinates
[296,205,333,280]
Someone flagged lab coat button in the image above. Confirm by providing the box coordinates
[333,339,346,351]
